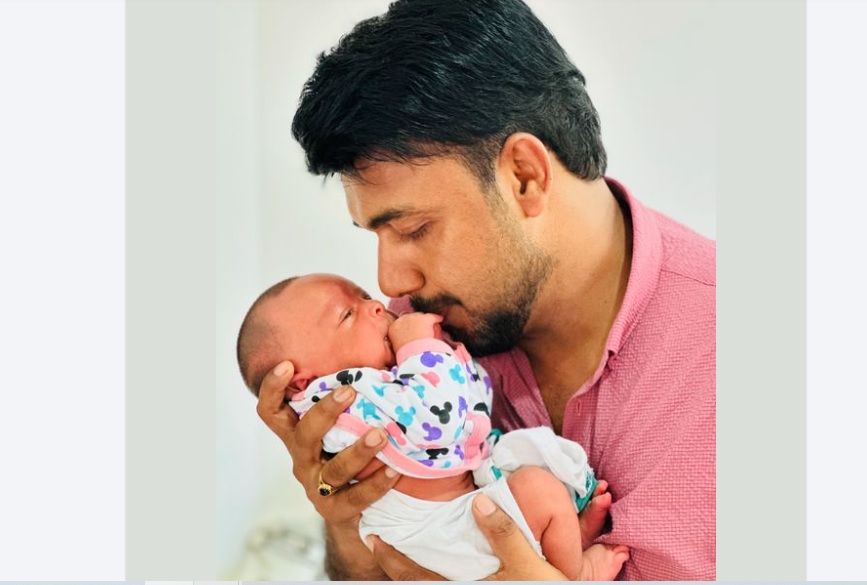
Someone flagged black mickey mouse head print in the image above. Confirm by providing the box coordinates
[430,401,453,424]
[335,369,362,386]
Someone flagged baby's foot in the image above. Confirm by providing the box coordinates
[580,480,612,547]
[579,543,629,581]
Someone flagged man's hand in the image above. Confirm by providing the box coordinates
[368,494,568,581]
[256,360,402,530]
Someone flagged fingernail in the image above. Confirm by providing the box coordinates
[475,494,496,516]
[273,362,290,377]
[384,467,399,478]
[365,429,384,447]
[333,386,352,402]
[364,535,375,552]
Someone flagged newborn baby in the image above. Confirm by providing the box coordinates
[237,273,629,580]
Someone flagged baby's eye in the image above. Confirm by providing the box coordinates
[341,308,354,322]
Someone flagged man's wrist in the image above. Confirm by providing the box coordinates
[324,521,389,581]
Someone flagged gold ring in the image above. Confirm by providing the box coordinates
[318,471,339,497]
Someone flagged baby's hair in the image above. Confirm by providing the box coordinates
[236,276,299,397]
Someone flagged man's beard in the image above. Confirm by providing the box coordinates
[410,250,553,356]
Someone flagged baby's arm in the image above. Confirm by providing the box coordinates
[385,312,492,463]
[508,467,628,581]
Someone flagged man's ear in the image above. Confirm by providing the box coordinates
[498,132,552,218]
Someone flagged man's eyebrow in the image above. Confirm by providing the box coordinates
[353,208,415,230]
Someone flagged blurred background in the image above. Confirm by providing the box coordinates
[215,0,717,579]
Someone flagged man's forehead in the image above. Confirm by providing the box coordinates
[344,185,428,230]
[341,156,473,227]
[343,163,412,217]
[342,157,423,186]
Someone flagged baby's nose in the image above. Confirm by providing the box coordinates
[366,299,387,317]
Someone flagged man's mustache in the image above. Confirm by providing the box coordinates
[409,293,463,316]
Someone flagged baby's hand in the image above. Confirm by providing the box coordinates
[388,312,444,351]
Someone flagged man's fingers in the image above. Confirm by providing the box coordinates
[293,384,357,453]
[313,464,401,526]
[472,494,568,581]
[256,361,298,442]
[369,534,446,581]
[320,429,389,488]
[472,494,538,563]
[322,462,401,517]
[341,462,401,511]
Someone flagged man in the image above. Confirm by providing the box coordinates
[256,0,715,579]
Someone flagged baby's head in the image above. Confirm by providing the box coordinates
[237,273,396,396]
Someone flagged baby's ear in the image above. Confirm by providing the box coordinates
[290,373,312,393]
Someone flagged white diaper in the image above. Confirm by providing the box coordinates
[358,478,543,581]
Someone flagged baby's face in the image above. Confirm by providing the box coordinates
[263,274,396,388]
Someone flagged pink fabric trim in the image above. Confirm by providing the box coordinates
[333,413,485,478]
[461,412,492,461]
[452,342,472,365]
[395,338,454,366]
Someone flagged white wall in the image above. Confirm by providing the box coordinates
[532,0,716,239]
[214,0,261,576]
[216,0,717,578]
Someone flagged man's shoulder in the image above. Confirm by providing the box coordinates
[628,207,715,363]
[651,209,716,289]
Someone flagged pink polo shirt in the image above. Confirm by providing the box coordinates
[481,178,715,580]
[390,178,715,580]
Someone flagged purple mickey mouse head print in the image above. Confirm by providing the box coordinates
[422,422,442,441]
[420,351,444,368]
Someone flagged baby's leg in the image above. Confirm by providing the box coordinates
[507,467,628,581]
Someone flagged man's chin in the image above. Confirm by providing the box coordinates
[443,324,516,357]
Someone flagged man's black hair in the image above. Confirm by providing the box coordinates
[291,0,607,187]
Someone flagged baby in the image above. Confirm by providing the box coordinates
[237,273,629,580]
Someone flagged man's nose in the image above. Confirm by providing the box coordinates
[378,242,424,299]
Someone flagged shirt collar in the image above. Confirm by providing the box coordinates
[602,177,663,358]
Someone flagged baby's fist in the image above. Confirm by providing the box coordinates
[388,312,444,350]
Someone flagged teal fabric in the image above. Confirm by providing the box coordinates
[574,469,598,512]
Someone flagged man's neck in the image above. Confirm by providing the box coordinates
[519,179,633,428]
